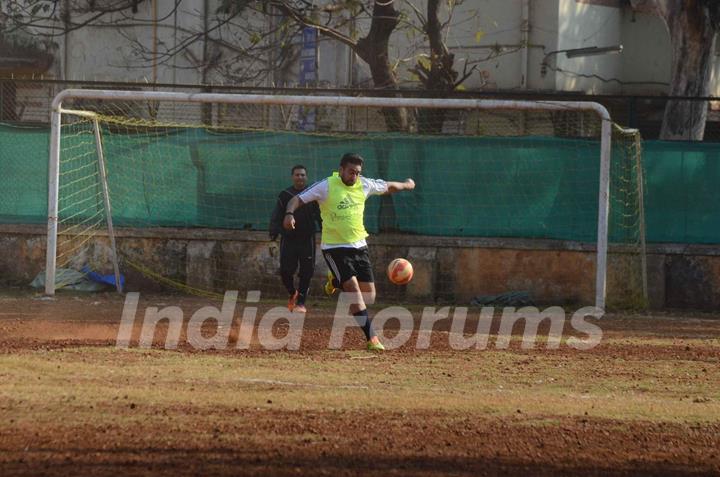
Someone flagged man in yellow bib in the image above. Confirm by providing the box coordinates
[283,153,415,351]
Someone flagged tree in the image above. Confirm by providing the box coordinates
[408,0,475,132]
[268,0,408,130]
[266,0,475,132]
[0,0,292,85]
[632,0,720,140]
[1,0,476,132]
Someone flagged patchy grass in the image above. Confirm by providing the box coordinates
[1,347,718,428]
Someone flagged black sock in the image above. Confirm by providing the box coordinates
[353,309,375,341]
[297,292,306,305]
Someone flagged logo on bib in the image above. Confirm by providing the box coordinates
[337,195,360,210]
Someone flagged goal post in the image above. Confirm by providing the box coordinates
[609,125,648,309]
[46,89,621,308]
[47,107,123,294]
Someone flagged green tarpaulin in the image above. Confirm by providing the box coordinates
[1,123,718,244]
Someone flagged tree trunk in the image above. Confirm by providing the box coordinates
[355,0,407,132]
[353,0,406,229]
[417,0,459,133]
[201,0,212,125]
[657,1,718,140]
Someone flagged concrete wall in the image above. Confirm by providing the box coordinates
[50,0,270,85]
[23,0,711,97]
[530,0,562,91]
[618,7,670,95]
[554,0,623,94]
[56,0,200,83]
[3,225,720,310]
[402,0,529,90]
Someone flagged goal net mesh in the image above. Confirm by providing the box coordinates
[53,95,646,307]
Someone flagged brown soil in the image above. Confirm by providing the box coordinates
[0,290,719,476]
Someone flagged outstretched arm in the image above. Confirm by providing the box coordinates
[283,195,305,230]
[386,178,415,194]
[284,179,326,230]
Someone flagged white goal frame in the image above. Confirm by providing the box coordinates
[46,89,613,309]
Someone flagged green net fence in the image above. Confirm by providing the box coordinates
[2,122,717,244]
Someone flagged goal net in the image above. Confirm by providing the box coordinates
[607,125,648,309]
[46,90,646,309]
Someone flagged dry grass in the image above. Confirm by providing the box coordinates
[1,346,718,428]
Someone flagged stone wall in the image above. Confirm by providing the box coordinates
[1,225,719,310]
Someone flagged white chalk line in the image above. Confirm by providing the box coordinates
[235,377,369,389]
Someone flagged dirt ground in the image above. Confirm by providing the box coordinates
[0,289,719,476]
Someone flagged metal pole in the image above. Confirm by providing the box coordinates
[45,108,62,295]
[50,89,614,307]
[51,89,613,117]
[635,133,649,307]
[520,0,530,89]
[92,119,123,293]
[595,118,612,310]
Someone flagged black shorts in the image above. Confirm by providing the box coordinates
[322,247,374,284]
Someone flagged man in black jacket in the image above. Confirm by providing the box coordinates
[269,165,321,313]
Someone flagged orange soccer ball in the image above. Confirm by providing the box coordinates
[387,258,414,285]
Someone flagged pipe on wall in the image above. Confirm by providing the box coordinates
[152,0,158,84]
[520,0,530,89]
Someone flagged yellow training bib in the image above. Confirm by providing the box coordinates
[319,172,368,244]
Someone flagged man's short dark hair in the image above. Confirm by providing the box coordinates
[340,153,364,168]
[291,165,307,174]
